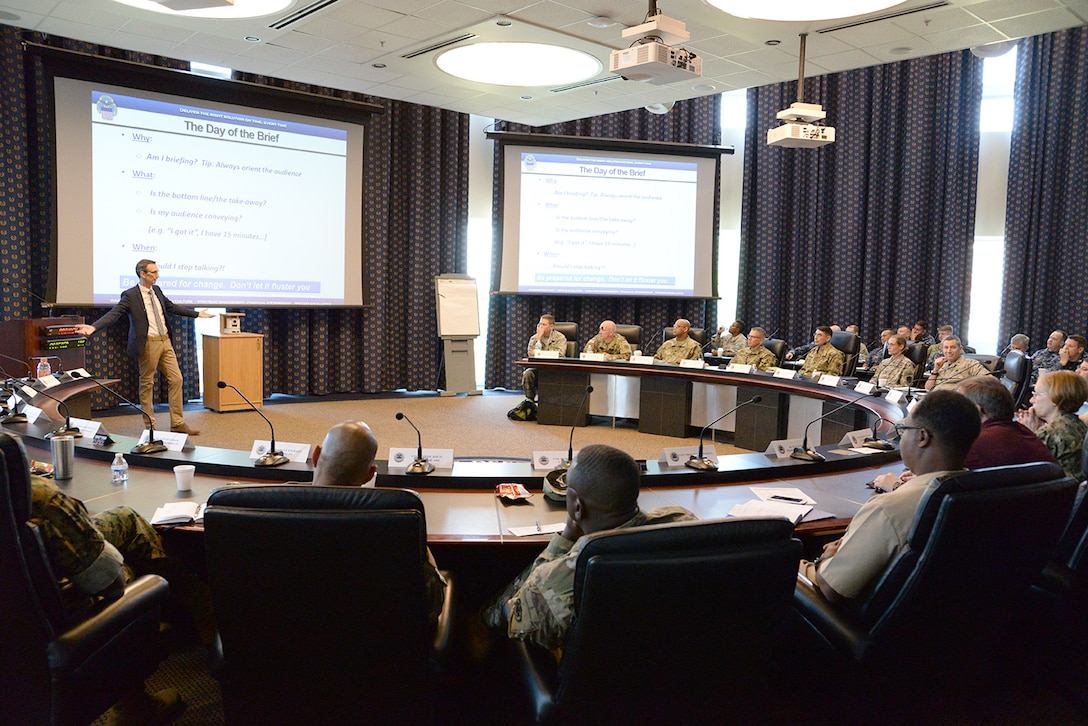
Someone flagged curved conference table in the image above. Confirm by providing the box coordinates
[4,360,909,541]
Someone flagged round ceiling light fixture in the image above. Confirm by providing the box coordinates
[437,42,601,87]
[701,0,909,22]
[112,0,293,18]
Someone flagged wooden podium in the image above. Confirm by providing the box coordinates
[0,316,86,374]
[202,332,264,412]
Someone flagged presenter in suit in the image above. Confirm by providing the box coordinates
[78,259,212,435]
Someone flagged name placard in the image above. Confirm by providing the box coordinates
[138,429,194,452]
[579,352,605,362]
[630,355,655,365]
[766,438,804,460]
[773,367,797,379]
[534,350,560,359]
[22,404,44,424]
[725,363,753,374]
[69,417,105,439]
[38,374,61,389]
[532,450,572,470]
[885,389,905,404]
[679,358,704,369]
[661,445,715,467]
[387,448,455,469]
[854,381,876,394]
[818,374,842,387]
[249,440,310,463]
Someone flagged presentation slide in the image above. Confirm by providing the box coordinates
[53,78,366,307]
[518,152,696,295]
[499,144,717,298]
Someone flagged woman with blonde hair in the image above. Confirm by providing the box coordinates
[1020,370,1088,480]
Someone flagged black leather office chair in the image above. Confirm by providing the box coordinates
[552,322,578,358]
[966,353,1004,374]
[763,338,788,366]
[904,342,929,384]
[513,518,802,725]
[794,463,1076,713]
[1002,349,1032,409]
[204,485,455,724]
[830,331,860,376]
[0,432,170,725]
[662,326,707,347]
[613,324,642,350]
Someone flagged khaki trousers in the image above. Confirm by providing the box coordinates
[138,335,185,429]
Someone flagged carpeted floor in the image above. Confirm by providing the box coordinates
[95,389,749,462]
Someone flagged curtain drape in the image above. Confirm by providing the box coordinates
[1,26,470,410]
[737,50,984,350]
[484,97,722,390]
[999,25,1088,348]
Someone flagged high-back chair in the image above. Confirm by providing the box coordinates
[613,324,642,350]
[513,518,802,724]
[0,432,169,726]
[204,485,455,724]
[794,463,1076,710]
[830,331,861,376]
[552,322,578,357]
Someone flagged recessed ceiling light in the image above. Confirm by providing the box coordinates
[437,43,601,87]
[111,0,292,19]
[765,39,781,46]
[693,83,717,92]
[244,36,261,42]
[189,61,233,79]
[889,46,912,55]
[372,63,387,69]
[702,0,909,22]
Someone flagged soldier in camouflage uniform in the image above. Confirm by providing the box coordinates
[871,335,918,387]
[30,476,168,615]
[583,320,631,361]
[654,318,703,363]
[522,314,568,401]
[1031,330,1066,384]
[799,326,845,378]
[712,320,747,356]
[481,445,694,654]
[1020,370,1088,480]
[730,327,776,371]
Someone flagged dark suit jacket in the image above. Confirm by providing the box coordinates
[90,285,199,359]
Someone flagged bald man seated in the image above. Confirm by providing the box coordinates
[304,421,447,625]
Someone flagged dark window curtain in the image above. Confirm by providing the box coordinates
[484,97,722,390]
[999,25,1088,348]
[5,27,469,410]
[737,50,983,349]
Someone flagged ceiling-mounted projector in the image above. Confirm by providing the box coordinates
[767,102,836,148]
[610,13,701,85]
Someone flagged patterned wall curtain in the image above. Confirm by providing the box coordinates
[1,27,469,409]
[484,97,722,390]
[999,25,1088,348]
[737,50,983,350]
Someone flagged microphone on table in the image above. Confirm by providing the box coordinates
[791,391,875,463]
[19,385,83,439]
[218,381,288,466]
[686,396,761,470]
[69,371,167,454]
[396,412,433,474]
[0,365,30,424]
[544,385,594,500]
[861,415,897,451]
[2,279,56,316]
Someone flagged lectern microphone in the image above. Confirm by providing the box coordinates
[395,412,433,474]
[217,381,288,466]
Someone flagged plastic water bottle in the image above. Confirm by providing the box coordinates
[36,357,51,378]
[111,453,129,484]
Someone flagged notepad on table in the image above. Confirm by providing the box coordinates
[151,501,206,525]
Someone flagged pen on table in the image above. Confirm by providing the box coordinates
[770,495,805,503]
[535,520,542,532]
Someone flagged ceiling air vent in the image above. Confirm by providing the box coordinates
[817,1,950,34]
[269,0,342,30]
[401,33,478,60]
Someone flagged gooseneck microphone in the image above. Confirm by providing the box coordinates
[641,327,663,355]
[791,391,874,463]
[862,415,897,451]
[70,372,166,454]
[217,381,288,467]
[22,386,83,439]
[2,279,55,316]
[544,385,594,499]
[396,412,433,475]
[686,396,762,470]
[0,365,29,424]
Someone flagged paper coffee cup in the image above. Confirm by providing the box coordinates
[173,464,195,491]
